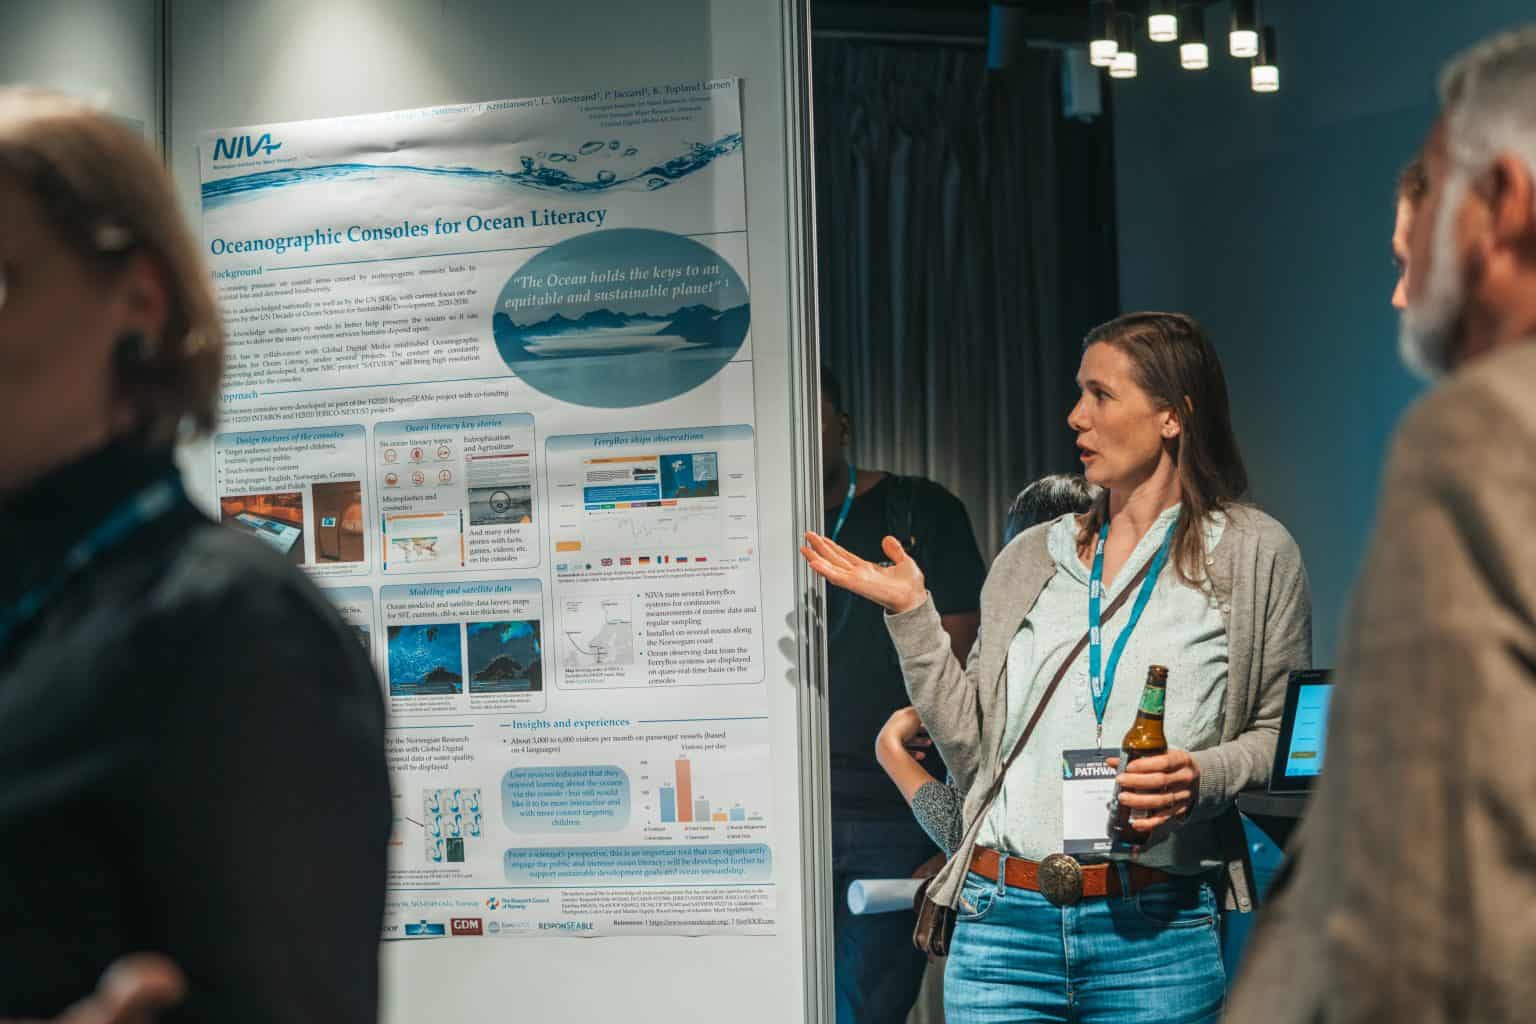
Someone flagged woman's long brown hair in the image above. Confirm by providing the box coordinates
[1075,312,1248,586]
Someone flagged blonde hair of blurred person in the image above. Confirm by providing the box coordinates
[0,87,223,494]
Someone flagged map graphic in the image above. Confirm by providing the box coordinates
[562,596,635,668]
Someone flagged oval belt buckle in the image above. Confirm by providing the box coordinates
[1038,853,1084,907]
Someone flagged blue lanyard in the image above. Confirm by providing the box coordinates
[829,462,857,541]
[1088,511,1179,749]
[0,472,183,651]
[824,463,861,639]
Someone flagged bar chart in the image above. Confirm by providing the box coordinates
[657,757,764,825]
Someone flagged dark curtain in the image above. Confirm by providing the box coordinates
[813,39,1118,557]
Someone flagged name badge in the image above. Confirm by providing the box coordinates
[1061,748,1116,857]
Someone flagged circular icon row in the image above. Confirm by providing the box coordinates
[384,468,454,487]
[382,444,454,464]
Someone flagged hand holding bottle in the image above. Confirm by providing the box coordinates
[1108,749,1200,834]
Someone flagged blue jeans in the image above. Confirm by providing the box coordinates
[832,818,937,1024]
[944,870,1225,1023]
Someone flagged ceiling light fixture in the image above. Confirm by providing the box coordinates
[1230,0,1259,58]
[1251,25,1279,92]
[1110,12,1138,78]
[1148,0,1178,43]
[1178,4,1208,69]
[1089,1,1119,67]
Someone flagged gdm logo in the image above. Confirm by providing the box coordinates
[450,918,484,936]
[212,133,282,160]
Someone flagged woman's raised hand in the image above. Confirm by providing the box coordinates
[800,531,928,614]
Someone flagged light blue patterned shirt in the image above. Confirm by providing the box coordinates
[977,504,1229,871]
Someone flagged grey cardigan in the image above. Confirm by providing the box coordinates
[885,504,1312,912]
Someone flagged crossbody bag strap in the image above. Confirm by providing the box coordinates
[951,553,1159,855]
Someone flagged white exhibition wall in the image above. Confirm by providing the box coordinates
[0,0,162,142]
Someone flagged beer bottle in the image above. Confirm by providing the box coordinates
[1106,664,1168,856]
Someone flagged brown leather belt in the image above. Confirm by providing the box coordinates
[969,846,1174,906]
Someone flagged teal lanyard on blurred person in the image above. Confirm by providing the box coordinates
[0,472,183,651]
[1087,513,1178,749]
[830,462,857,541]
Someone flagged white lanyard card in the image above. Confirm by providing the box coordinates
[1061,747,1116,857]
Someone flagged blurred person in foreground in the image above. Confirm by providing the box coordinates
[0,87,389,1022]
[1230,25,1536,1022]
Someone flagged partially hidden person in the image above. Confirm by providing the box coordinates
[818,363,988,1024]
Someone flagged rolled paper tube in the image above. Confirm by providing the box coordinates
[847,877,925,915]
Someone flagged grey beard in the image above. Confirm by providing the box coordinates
[1399,307,1456,380]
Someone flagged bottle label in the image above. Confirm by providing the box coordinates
[1138,685,1166,717]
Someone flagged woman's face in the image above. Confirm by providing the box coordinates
[1068,342,1178,492]
[0,175,162,488]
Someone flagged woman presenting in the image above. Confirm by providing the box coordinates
[804,312,1311,1023]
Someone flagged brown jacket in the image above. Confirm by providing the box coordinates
[1228,340,1536,1022]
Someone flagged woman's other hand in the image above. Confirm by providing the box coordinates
[877,706,933,763]
[873,706,941,806]
[800,531,927,614]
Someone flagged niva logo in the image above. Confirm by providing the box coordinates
[211,133,282,160]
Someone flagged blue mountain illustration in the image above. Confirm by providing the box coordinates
[493,303,750,363]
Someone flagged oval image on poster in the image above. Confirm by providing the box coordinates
[491,228,750,408]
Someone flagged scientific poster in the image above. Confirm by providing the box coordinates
[199,81,775,938]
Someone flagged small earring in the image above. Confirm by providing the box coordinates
[114,331,146,370]
[113,332,162,389]
[115,331,163,362]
